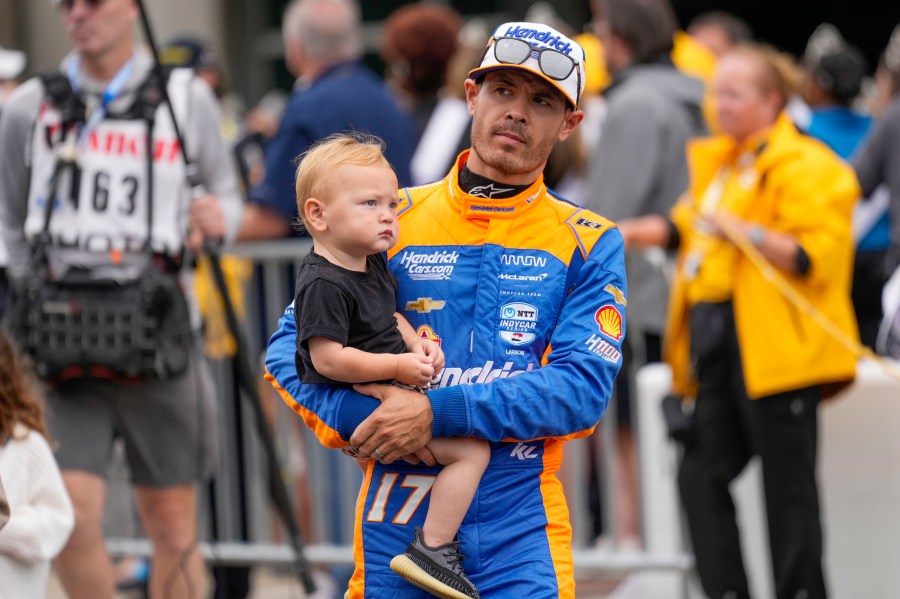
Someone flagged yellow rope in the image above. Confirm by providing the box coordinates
[714,215,900,384]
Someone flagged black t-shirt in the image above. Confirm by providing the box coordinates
[294,251,406,384]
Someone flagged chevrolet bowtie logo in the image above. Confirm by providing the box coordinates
[406,298,446,313]
[604,284,627,307]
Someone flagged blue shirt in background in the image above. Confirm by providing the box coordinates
[806,106,888,252]
[251,61,416,233]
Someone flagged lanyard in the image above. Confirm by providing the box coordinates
[698,167,730,217]
[682,165,737,281]
[66,56,135,148]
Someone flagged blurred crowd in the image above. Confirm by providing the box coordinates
[2,0,900,598]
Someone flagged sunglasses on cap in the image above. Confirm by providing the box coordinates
[54,0,107,11]
[487,36,580,81]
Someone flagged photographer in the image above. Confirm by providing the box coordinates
[0,0,242,597]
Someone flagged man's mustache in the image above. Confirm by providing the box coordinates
[491,124,530,144]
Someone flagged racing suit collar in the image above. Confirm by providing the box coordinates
[448,150,546,220]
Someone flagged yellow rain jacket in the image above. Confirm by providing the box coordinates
[665,113,860,399]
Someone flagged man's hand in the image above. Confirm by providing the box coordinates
[350,383,435,465]
[394,353,435,386]
[187,194,227,251]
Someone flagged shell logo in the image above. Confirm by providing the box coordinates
[594,305,622,341]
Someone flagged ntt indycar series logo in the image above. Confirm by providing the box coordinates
[499,302,538,345]
[505,25,574,55]
[398,250,459,281]
[434,360,536,387]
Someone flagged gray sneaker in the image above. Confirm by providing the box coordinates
[390,527,480,599]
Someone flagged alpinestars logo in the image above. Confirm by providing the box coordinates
[469,183,514,198]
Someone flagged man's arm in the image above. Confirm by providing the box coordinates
[0,79,43,277]
[350,229,628,456]
[188,78,243,244]
[853,100,900,198]
[241,95,315,239]
[236,203,291,241]
[426,229,627,441]
[270,230,626,456]
[266,305,382,449]
[618,214,674,249]
[266,305,433,462]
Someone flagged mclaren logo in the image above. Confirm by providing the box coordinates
[406,298,446,313]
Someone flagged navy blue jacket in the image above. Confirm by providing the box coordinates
[251,61,416,227]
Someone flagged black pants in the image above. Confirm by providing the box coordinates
[679,302,826,599]
[851,249,887,350]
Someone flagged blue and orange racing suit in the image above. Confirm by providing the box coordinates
[265,151,628,598]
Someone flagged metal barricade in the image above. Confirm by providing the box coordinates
[104,239,694,597]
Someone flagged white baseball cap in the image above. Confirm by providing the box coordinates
[468,21,586,108]
[0,45,26,81]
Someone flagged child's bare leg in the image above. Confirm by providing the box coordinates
[420,437,490,547]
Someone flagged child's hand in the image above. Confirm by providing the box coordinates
[394,353,436,386]
[409,338,444,375]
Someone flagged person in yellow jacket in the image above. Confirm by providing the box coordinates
[620,44,859,599]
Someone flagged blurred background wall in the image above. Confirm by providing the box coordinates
[4,0,898,112]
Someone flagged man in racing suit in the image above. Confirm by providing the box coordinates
[265,21,627,598]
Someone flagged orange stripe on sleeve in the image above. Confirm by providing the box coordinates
[263,368,347,449]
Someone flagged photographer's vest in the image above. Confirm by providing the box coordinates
[24,67,193,276]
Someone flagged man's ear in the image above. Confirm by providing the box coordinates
[558,108,585,142]
[285,38,303,78]
[303,198,327,233]
[464,79,480,116]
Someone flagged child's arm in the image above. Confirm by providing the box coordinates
[308,336,435,386]
[395,312,421,348]
[395,312,445,374]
